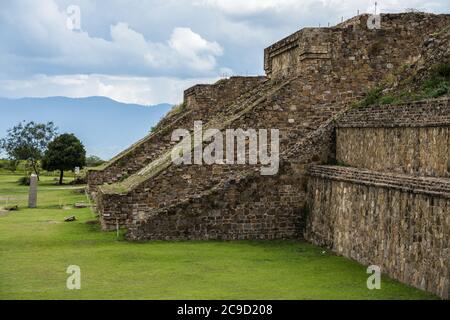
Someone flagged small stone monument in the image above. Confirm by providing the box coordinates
[28,174,38,208]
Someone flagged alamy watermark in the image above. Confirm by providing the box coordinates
[171,121,279,175]
[66,265,81,290]
[367,14,382,30]
[366,265,381,290]
[66,5,81,31]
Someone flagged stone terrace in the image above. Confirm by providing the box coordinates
[306,97,450,299]
[90,13,450,237]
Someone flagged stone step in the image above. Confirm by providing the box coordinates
[307,165,450,198]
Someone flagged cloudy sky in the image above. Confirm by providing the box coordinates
[1,0,449,105]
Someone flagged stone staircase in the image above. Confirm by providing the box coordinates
[126,115,340,241]
[95,74,303,229]
[87,76,266,190]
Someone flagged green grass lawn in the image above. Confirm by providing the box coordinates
[0,174,438,300]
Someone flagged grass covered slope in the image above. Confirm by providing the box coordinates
[0,174,437,299]
[358,26,450,108]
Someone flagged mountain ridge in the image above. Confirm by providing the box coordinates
[0,96,173,160]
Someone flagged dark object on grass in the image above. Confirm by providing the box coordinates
[85,220,99,225]
[64,216,76,222]
[4,205,19,211]
[17,176,30,186]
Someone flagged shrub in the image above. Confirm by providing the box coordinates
[421,66,450,95]
[166,102,186,118]
[434,63,450,79]
[368,41,383,57]
[420,62,450,98]
[379,95,397,105]
[17,176,31,186]
[361,86,384,107]
[358,62,450,108]
[85,155,105,167]
[0,160,19,172]
[428,81,450,98]
[69,177,87,185]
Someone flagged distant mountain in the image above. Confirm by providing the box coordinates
[0,96,172,160]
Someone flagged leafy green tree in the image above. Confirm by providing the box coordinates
[0,159,16,172]
[5,159,19,173]
[85,155,105,167]
[0,121,58,179]
[42,134,86,185]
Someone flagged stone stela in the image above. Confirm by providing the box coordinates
[28,174,38,208]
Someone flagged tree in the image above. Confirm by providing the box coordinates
[0,121,58,180]
[42,134,86,185]
[85,155,105,167]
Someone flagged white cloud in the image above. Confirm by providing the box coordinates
[0,0,224,77]
[197,0,301,15]
[200,0,446,15]
[1,0,449,104]
[169,27,223,71]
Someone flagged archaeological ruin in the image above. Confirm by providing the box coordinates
[88,13,450,299]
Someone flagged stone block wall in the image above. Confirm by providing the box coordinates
[305,97,450,299]
[305,165,449,299]
[264,27,333,77]
[338,127,450,177]
[337,98,450,128]
[264,13,450,79]
[184,76,266,112]
[336,98,450,177]
[127,169,304,241]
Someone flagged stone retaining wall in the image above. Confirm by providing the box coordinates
[336,98,450,177]
[337,98,450,128]
[337,127,450,177]
[127,169,304,241]
[306,165,450,299]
